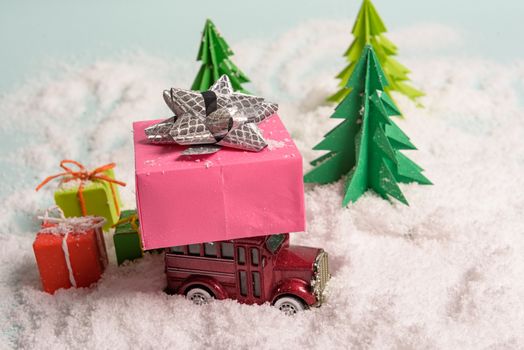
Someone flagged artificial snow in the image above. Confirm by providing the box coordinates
[266,139,286,150]
[1,20,524,349]
[57,179,96,191]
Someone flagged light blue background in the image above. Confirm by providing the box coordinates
[0,0,522,93]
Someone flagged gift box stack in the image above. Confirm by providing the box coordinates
[32,75,307,294]
[133,75,305,250]
[33,161,130,294]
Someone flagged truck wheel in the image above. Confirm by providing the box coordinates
[186,287,213,305]
[273,296,306,316]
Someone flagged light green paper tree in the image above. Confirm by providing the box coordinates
[191,19,251,93]
[305,45,431,206]
[327,0,424,105]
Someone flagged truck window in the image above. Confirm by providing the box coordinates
[188,244,200,256]
[237,247,245,265]
[252,272,261,298]
[204,243,217,257]
[170,246,184,255]
[221,242,234,259]
[251,248,259,266]
[266,234,285,253]
[239,271,247,296]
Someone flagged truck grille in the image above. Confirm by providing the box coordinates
[312,250,330,303]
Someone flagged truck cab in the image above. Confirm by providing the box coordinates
[165,233,330,315]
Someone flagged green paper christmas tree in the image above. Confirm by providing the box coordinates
[191,19,251,93]
[305,45,431,206]
[327,0,424,105]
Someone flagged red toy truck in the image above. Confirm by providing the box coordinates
[165,233,330,315]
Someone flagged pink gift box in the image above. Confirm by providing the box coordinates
[133,115,305,249]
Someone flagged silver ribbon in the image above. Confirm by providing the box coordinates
[144,75,278,155]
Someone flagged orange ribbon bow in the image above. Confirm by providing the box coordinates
[36,160,126,217]
[112,213,143,254]
[112,213,139,232]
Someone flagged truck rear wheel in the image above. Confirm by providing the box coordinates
[273,296,307,316]
[186,287,213,305]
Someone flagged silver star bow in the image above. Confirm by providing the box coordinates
[144,75,278,155]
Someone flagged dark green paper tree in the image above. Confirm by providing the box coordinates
[191,19,251,93]
[327,0,424,105]
[305,45,431,206]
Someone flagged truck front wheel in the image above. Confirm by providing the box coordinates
[186,287,213,305]
[273,296,307,316]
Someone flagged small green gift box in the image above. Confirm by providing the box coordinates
[36,161,125,232]
[113,210,143,265]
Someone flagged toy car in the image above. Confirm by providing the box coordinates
[165,233,330,315]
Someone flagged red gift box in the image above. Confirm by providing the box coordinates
[33,216,108,294]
